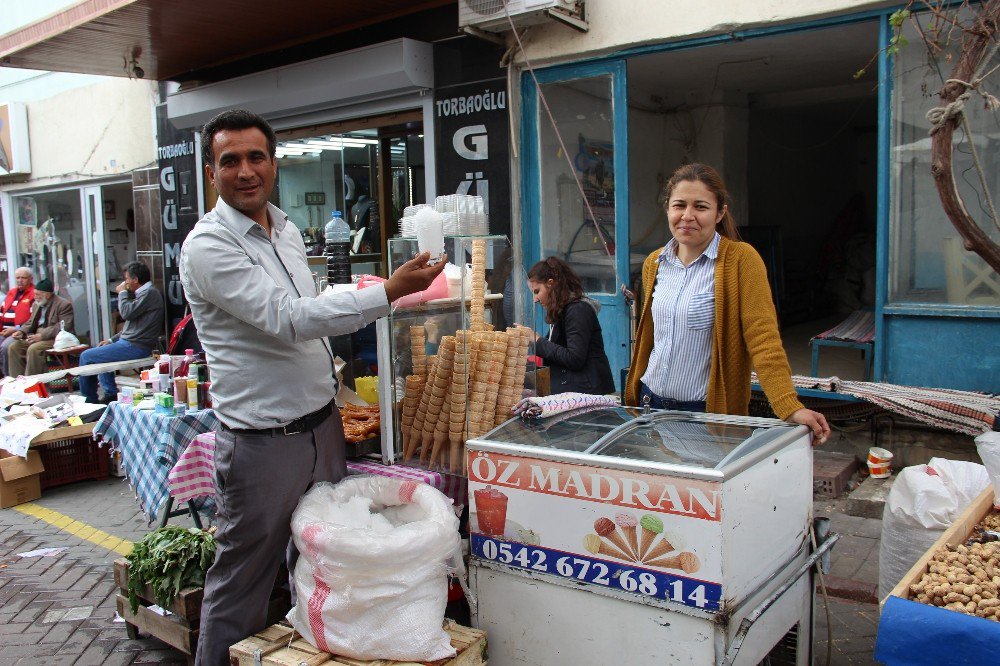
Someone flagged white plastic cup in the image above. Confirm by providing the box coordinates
[867,460,891,479]
[868,447,893,465]
[415,210,445,263]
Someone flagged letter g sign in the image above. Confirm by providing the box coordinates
[453,124,488,160]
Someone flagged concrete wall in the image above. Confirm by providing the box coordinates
[22,78,157,188]
[513,0,892,64]
[627,90,749,258]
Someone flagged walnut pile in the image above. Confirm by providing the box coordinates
[909,513,1000,620]
[980,511,1000,532]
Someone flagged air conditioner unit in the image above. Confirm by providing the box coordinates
[459,0,586,33]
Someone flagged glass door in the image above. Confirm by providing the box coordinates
[522,60,631,389]
[82,185,112,342]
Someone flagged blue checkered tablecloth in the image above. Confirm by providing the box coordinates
[93,402,219,522]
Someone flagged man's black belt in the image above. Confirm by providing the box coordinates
[224,401,334,437]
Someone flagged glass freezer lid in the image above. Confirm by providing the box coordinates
[481,407,795,469]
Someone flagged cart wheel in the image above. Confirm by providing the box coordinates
[125,621,140,640]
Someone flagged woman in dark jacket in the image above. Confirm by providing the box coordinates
[521,257,615,395]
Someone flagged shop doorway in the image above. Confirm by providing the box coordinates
[625,20,879,380]
[273,112,425,282]
[6,179,134,346]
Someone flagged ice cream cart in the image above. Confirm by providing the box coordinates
[466,406,837,665]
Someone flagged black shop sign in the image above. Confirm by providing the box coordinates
[434,81,510,239]
[155,94,200,326]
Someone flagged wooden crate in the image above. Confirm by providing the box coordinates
[885,484,996,607]
[114,559,202,663]
[115,558,292,664]
[230,620,487,666]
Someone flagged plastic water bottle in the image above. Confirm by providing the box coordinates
[324,211,352,284]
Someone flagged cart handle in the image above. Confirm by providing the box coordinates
[720,532,840,666]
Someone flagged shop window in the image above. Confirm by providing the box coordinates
[537,75,617,294]
[891,15,1000,306]
[275,127,424,276]
[10,191,99,339]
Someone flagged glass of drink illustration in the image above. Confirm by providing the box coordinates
[475,486,509,537]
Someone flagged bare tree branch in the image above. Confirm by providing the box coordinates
[930,0,1000,274]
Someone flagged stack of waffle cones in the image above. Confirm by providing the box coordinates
[400,374,426,460]
[469,239,487,331]
[583,515,701,574]
[494,327,531,426]
[468,331,507,440]
[401,324,530,470]
[410,325,427,378]
[412,336,454,465]
[445,330,474,473]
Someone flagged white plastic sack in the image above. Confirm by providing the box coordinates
[288,476,460,661]
[52,321,80,351]
[975,432,1000,508]
[878,458,990,600]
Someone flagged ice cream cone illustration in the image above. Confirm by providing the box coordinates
[645,551,700,574]
[594,517,637,561]
[583,534,632,562]
[643,535,676,563]
[638,514,664,560]
[616,513,639,559]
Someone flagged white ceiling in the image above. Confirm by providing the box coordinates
[626,20,880,108]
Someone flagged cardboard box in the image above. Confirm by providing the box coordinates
[0,450,44,508]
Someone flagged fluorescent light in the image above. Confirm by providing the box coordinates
[281,144,323,153]
[305,141,346,150]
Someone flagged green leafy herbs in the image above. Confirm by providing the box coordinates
[125,526,216,614]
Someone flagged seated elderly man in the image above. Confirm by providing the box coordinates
[0,267,37,376]
[78,260,164,403]
[7,278,75,377]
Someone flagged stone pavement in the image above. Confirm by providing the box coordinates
[1,477,887,664]
[0,477,196,664]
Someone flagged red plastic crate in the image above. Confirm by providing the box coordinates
[37,438,110,490]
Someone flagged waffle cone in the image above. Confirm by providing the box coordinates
[603,529,637,561]
[643,536,676,563]
[645,551,700,574]
[638,526,660,560]
[590,536,632,561]
[622,525,639,558]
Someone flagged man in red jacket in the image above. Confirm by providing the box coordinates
[0,267,36,376]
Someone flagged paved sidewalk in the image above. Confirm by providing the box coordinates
[0,478,195,664]
[2,478,886,664]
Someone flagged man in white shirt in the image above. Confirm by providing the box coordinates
[181,109,444,665]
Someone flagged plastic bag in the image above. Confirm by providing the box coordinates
[878,458,990,600]
[52,321,80,351]
[288,476,460,661]
[975,432,1000,508]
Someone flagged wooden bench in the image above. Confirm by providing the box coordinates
[809,310,875,381]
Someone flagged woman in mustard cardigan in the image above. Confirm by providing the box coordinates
[624,163,829,443]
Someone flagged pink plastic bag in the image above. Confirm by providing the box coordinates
[355,274,385,290]
[392,272,448,308]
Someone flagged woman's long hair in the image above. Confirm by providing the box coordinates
[660,163,741,240]
[527,256,584,324]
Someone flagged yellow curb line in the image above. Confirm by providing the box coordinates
[13,503,133,556]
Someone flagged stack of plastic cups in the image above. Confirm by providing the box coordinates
[867,447,894,478]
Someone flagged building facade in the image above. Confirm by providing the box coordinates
[2,0,996,391]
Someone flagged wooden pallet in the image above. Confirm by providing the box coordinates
[885,484,995,607]
[230,620,487,666]
[114,558,292,664]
